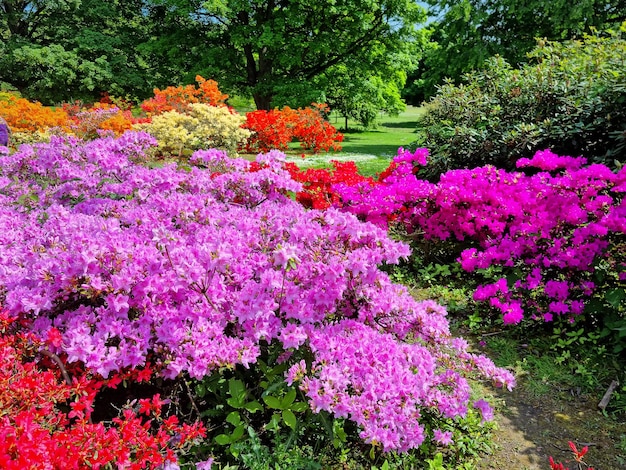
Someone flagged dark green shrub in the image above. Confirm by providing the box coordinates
[415,25,626,178]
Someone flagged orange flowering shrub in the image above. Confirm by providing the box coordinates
[0,94,69,133]
[288,103,343,152]
[140,75,229,115]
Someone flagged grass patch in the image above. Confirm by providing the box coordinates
[328,106,425,157]
[280,106,426,177]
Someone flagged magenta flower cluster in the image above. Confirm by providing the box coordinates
[336,148,626,324]
[0,134,514,452]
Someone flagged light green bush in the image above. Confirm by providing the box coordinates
[137,103,251,156]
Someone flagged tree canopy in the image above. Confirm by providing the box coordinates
[0,0,157,103]
[405,0,626,103]
[0,0,426,113]
[160,0,426,110]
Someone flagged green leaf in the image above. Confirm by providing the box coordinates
[291,402,308,412]
[231,424,245,440]
[226,411,241,426]
[244,400,263,413]
[227,379,246,408]
[215,434,231,445]
[266,413,281,431]
[333,422,347,442]
[263,395,283,409]
[605,288,626,309]
[195,383,206,398]
[281,388,297,408]
[282,409,297,429]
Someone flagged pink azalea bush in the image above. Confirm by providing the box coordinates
[335,148,626,325]
[0,134,514,460]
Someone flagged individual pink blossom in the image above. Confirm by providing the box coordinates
[433,429,454,445]
[473,399,494,423]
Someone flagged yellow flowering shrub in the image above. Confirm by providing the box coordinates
[10,131,53,149]
[136,104,250,156]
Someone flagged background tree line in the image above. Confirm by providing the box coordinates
[1,1,625,123]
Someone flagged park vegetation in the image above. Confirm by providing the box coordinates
[0,3,625,469]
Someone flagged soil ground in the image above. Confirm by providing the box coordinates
[477,375,626,469]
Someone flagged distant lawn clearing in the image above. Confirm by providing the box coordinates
[285,105,425,176]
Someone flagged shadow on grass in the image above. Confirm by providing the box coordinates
[340,132,414,157]
[381,121,420,129]
[340,142,404,157]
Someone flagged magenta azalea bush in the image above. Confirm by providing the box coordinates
[336,148,626,326]
[0,134,514,459]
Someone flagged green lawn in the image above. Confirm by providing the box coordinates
[287,105,425,176]
[330,105,424,155]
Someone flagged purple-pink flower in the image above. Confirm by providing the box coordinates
[433,429,454,445]
[473,399,494,423]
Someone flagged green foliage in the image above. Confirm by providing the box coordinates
[321,61,410,129]
[586,236,626,355]
[183,339,497,469]
[137,104,250,156]
[1,0,426,109]
[408,0,626,102]
[2,44,113,104]
[0,0,173,103]
[415,27,626,177]
[186,0,427,109]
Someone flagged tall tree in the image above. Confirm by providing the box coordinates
[156,0,427,110]
[406,0,626,102]
[0,1,160,103]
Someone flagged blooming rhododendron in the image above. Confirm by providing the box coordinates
[0,133,514,453]
[335,148,626,325]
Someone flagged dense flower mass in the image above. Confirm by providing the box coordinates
[0,310,206,469]
[335,148,626,324]
[0,134,514,454]
[285,160,375,209]
[242,103,343,153]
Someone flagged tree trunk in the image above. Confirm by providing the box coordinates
[253,93,273,111]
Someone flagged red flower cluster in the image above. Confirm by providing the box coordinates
[0,311,206,469]
[243,109,292,152]
[285,160,375,209]
[243,103,343,153]
[548,441,594,470]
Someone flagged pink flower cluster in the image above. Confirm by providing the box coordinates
[336,149,626,324]
[0,134,514,452]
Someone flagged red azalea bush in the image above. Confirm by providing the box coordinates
[285,160,375,209]
[0,310,206,469]
[243,104,343,153]
[242,109,292,152]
